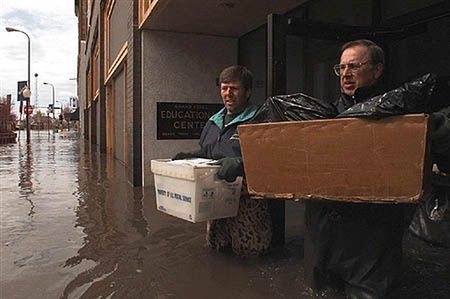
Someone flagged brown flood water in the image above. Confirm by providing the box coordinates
[1,131,449,299]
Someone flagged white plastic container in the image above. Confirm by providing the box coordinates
[151,158,242,223]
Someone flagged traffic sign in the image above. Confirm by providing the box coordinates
[24,104,33,115]
[17,81,27,101]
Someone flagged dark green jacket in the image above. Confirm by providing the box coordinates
[198,104,258,160]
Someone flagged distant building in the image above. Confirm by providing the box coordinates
[0,94,17,144]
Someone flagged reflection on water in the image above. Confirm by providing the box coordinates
[1,132,88,298]
[0,131,311,299]
[1,131,448,299]
[61,141,150,298]
[18,143,35,216]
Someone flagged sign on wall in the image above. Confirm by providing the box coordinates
[157,102,223,139]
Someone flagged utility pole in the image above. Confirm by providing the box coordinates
[6,27,32,144]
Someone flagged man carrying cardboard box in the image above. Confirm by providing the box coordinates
[305,40,406,299]
[173,65,272,256]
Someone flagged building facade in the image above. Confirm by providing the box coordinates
[75,0,450,187]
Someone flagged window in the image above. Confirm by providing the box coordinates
[139,0,158,26]
[86,64,92,107]
[92,39,99,98]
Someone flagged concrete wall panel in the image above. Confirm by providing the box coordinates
[109,0,129,68]
[141,31,237,185]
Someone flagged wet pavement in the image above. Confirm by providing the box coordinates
[1,130,449,299]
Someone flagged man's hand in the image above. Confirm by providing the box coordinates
[430,108,450,173]
[212,157,244,182]
[172,152,199,160]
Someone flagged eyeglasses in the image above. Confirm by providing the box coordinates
[333,61,371,76]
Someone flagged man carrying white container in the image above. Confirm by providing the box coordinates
[173,65,272,256]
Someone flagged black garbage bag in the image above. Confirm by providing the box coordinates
[411,107,450,248]
[409,173,450,247]
[429,75,450,113]
[430,106,450,173]
[337,73,437,118]
[250,93,337,123]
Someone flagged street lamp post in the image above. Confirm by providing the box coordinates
[56,100,64,131]
[6,27,31,144]
[43,82,55,120]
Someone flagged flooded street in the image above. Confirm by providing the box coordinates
[1,131,449,299]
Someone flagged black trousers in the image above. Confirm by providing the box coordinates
[304,201,405,298]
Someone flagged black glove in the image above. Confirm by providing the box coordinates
[172,151,200,160]
[212,157,244,182]
[430,109,450,173]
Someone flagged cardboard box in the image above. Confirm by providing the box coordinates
[238,114,430,204]
[151,159,242,222]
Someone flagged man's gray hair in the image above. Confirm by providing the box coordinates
[341,39,385,65]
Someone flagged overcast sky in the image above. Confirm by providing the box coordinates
[0,0,77,113]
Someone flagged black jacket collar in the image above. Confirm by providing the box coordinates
[342,82,383,104]
[336,82,384,113]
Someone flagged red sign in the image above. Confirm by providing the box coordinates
[24,104,33,115]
